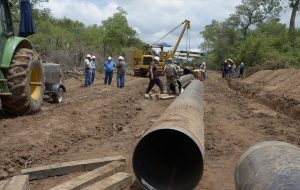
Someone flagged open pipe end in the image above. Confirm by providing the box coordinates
[133,129,204,190]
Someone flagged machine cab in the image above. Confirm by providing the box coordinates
[0,0,13,36]
[0,0,14,65]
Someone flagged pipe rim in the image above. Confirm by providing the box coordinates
[235,141,300,176]
[133,126,204,190]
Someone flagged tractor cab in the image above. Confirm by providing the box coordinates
[0,0,45,115]
[0,0,14,64]
[0,0,13,37]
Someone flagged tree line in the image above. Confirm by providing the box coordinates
[200,0,300,72]
[11,0,144,71]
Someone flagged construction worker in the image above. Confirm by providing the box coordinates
[232,63,237,77]
[222,60,227,78]
[146,56,163,95]
[104,56,116,85]
[91,55,96,84]
[200,62,207,81]
[239,62,245,77]
[84,54,92,87]
[116,56,126,88]
[164,58,179,95]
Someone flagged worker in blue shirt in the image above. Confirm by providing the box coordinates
[104,56,116,85]
[91,55,96,84]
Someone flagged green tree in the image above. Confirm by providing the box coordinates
[200,15,241,65]
[289,0,300,33]
[10,0,49,14]
[101,7,142,56]
[236,0,282,39]
[288,0,300,47]
[11,2,144,68]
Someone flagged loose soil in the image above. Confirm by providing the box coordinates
[0,70,299,190]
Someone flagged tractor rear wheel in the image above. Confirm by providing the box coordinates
[1,48,45,115]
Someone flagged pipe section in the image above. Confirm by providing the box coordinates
[177,74,194,91]
[235,141,300,190]
[133,80,204,190]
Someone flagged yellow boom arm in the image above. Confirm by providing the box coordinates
[171,19,190,58]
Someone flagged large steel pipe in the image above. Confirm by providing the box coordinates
[177,74,194,90]
[133,80,204,190]
[235,141,300,190]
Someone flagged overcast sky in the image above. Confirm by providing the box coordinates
[40,0,295,51]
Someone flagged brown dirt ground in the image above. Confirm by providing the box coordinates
[0,70,300,189]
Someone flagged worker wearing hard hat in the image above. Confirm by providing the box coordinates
[104,56,116,85]
[232,63,237,77]
[91,55,96,84]
[226,59,234,78]
[116,56,126,88]
[84,54,92,87]
[200,62,207,81]
[146,56,164,94]
[164,57,179,95]
[239,62,245,78]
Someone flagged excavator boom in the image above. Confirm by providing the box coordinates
[131,19,191,77]
[172,19,190,58]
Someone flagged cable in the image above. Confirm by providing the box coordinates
[151,22,184,45]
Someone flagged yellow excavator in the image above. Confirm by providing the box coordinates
[131,19,190,77]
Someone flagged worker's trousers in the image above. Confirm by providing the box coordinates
[146,78,163,94]
[239,68,244,77]
[117,72,125,88]
[166,76,179,95]
[91,69,96,84]
[104,71,113,85]
[201,72,206,81]
[85,68,92,87]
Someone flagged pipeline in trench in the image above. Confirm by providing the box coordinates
[133,80,204,190]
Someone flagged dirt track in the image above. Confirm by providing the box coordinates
[0,70,300,189]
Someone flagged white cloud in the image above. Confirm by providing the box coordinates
[41,0,297,51]
[41,0,118,25]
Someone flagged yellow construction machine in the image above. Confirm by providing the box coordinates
[131,19,190,77]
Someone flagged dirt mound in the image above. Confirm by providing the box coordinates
[230,69,300,119]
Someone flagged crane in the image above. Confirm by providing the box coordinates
[131,19,191,77]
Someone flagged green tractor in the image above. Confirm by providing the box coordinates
[0,0,44,115]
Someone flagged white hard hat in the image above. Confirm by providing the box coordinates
[154,56,160,62]
[86,54,91,58]
[118,56,124,60]
[167,57,173,61]
[202,62,206,66]
[91,55,96,59]
[108,56,112,60]
[241,62,244,65]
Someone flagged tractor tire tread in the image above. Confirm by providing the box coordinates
[1,48,45,115]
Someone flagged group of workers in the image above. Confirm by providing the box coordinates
[84,54,97,87]
[194,62,207,81]
[145,56,202,96]
[221,59,245,78]
[103,56,127,88]
[84,54,207,95]
[84,54,127,88]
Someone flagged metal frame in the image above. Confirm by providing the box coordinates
[0,0,32,94]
